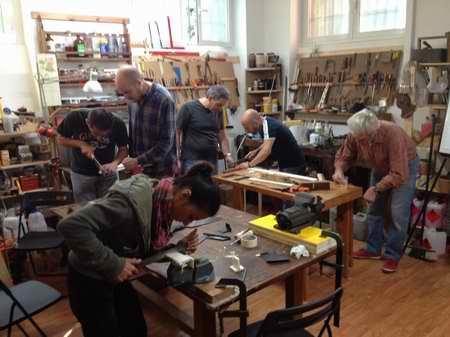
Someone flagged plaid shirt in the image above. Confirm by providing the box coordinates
[128,83,176,178]
[151,178,174,250]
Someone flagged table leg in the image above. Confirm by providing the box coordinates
[285,268,307,307]
[336,201,354,277]
[232,186,244,211]
[194,299,217,337]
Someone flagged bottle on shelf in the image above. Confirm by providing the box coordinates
[93,33,101,59]
[111,34,119,57]
[85,33,93,56]
[100,34,109,57]
[74,34,86,57]
[65,31,74,52]
[121,35,129,56]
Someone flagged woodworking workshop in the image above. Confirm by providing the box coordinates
[1,1,450,336]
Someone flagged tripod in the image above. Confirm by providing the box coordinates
[403,113,448,254]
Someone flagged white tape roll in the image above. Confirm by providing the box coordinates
[241,234,258,249]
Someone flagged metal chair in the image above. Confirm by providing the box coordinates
[0,279,62,337]
[221,231,344,337]
[15,191,74,276]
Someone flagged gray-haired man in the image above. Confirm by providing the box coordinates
[176,85,232,173]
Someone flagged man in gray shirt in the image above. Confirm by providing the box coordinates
[176,85,232,173]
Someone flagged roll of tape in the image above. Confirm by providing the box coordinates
[241,234,258,249]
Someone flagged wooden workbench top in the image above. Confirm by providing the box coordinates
[214,169,362,210]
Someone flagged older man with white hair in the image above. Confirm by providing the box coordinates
[334,108,418,273]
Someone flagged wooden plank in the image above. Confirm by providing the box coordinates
[133,280,194,336]
[31,12,129,24]
[285,269,307,307]
[0,160,50,170]
[194,300,217,337]
[0,253,12,287]
[336,202,354,276]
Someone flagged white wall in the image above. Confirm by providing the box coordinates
[413,0,450,49]
[0,0,38,112]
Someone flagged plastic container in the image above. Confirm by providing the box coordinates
[28,211,48,232]
[425,200,446,229]
[2,109,19,133]
[411,198,424,227]
[353,212,368,241]
[424,228,447,256]
[3,216,22,240]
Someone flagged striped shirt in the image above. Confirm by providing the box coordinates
[128,83,176,178]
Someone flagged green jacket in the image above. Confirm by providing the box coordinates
[58,174,155,282]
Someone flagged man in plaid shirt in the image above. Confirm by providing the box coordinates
[116,66,176,178]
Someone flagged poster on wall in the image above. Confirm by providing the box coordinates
[37,53,61,107]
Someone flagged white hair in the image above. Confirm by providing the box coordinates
[346,109,380,135]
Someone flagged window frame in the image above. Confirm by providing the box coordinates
[184,0,231,47]
[0,0,17,44]
[302,0,406,50]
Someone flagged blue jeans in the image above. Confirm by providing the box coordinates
[182,158,217,174]
[70,172,118,203]
[366,157,419,261]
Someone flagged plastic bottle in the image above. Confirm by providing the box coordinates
[28,209,48,232]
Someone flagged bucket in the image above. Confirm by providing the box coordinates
[424,228,447,256]
[353,212,368,241]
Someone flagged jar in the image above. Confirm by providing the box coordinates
[248,53,256,68]
[255,53,267,68]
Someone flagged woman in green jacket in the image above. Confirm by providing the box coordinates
[58,162,221,337]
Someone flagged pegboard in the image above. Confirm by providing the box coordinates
[137,55,240,111]
[292,50,403,111]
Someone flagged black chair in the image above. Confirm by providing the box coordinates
[227,287,343,337]
[221,231,344,337]
[15,191,74,276]
[0,279,62,337]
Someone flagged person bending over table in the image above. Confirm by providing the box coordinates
[57,108,128,203]
[236,109,306,174]
[58,162,220,337]
[176,85,233,173]
[333,109,418,273]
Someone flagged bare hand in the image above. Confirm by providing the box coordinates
[102,161,119,175]
[80,144,95,159]
[123,157,139,171]
[245,150,258,160]
[115,258,142,283]
[332,169,347,185]
[179,229,199,254]
[225,154,234,167]
[363,186,377,203]
[236,162,250,170]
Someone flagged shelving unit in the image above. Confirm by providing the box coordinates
[0,160,50,171]
[245,64,284,119]
[32,12,132,109]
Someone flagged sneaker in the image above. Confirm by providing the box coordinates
[382,259,398,273]
[353,249,382,260]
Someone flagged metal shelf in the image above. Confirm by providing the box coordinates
[246,67,279,72]
[0,160,50,171]
[247,90,282,94]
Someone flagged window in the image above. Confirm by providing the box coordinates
[183,0,230,46]
[308,0,350,39]
[304,0,407,45]
[359,0,407,33]
[0,0,14,34]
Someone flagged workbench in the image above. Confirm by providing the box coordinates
[214,169,362,276]
[50,204,340,337]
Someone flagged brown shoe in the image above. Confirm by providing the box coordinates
[381,259,398,273]
[353,249,381,260]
